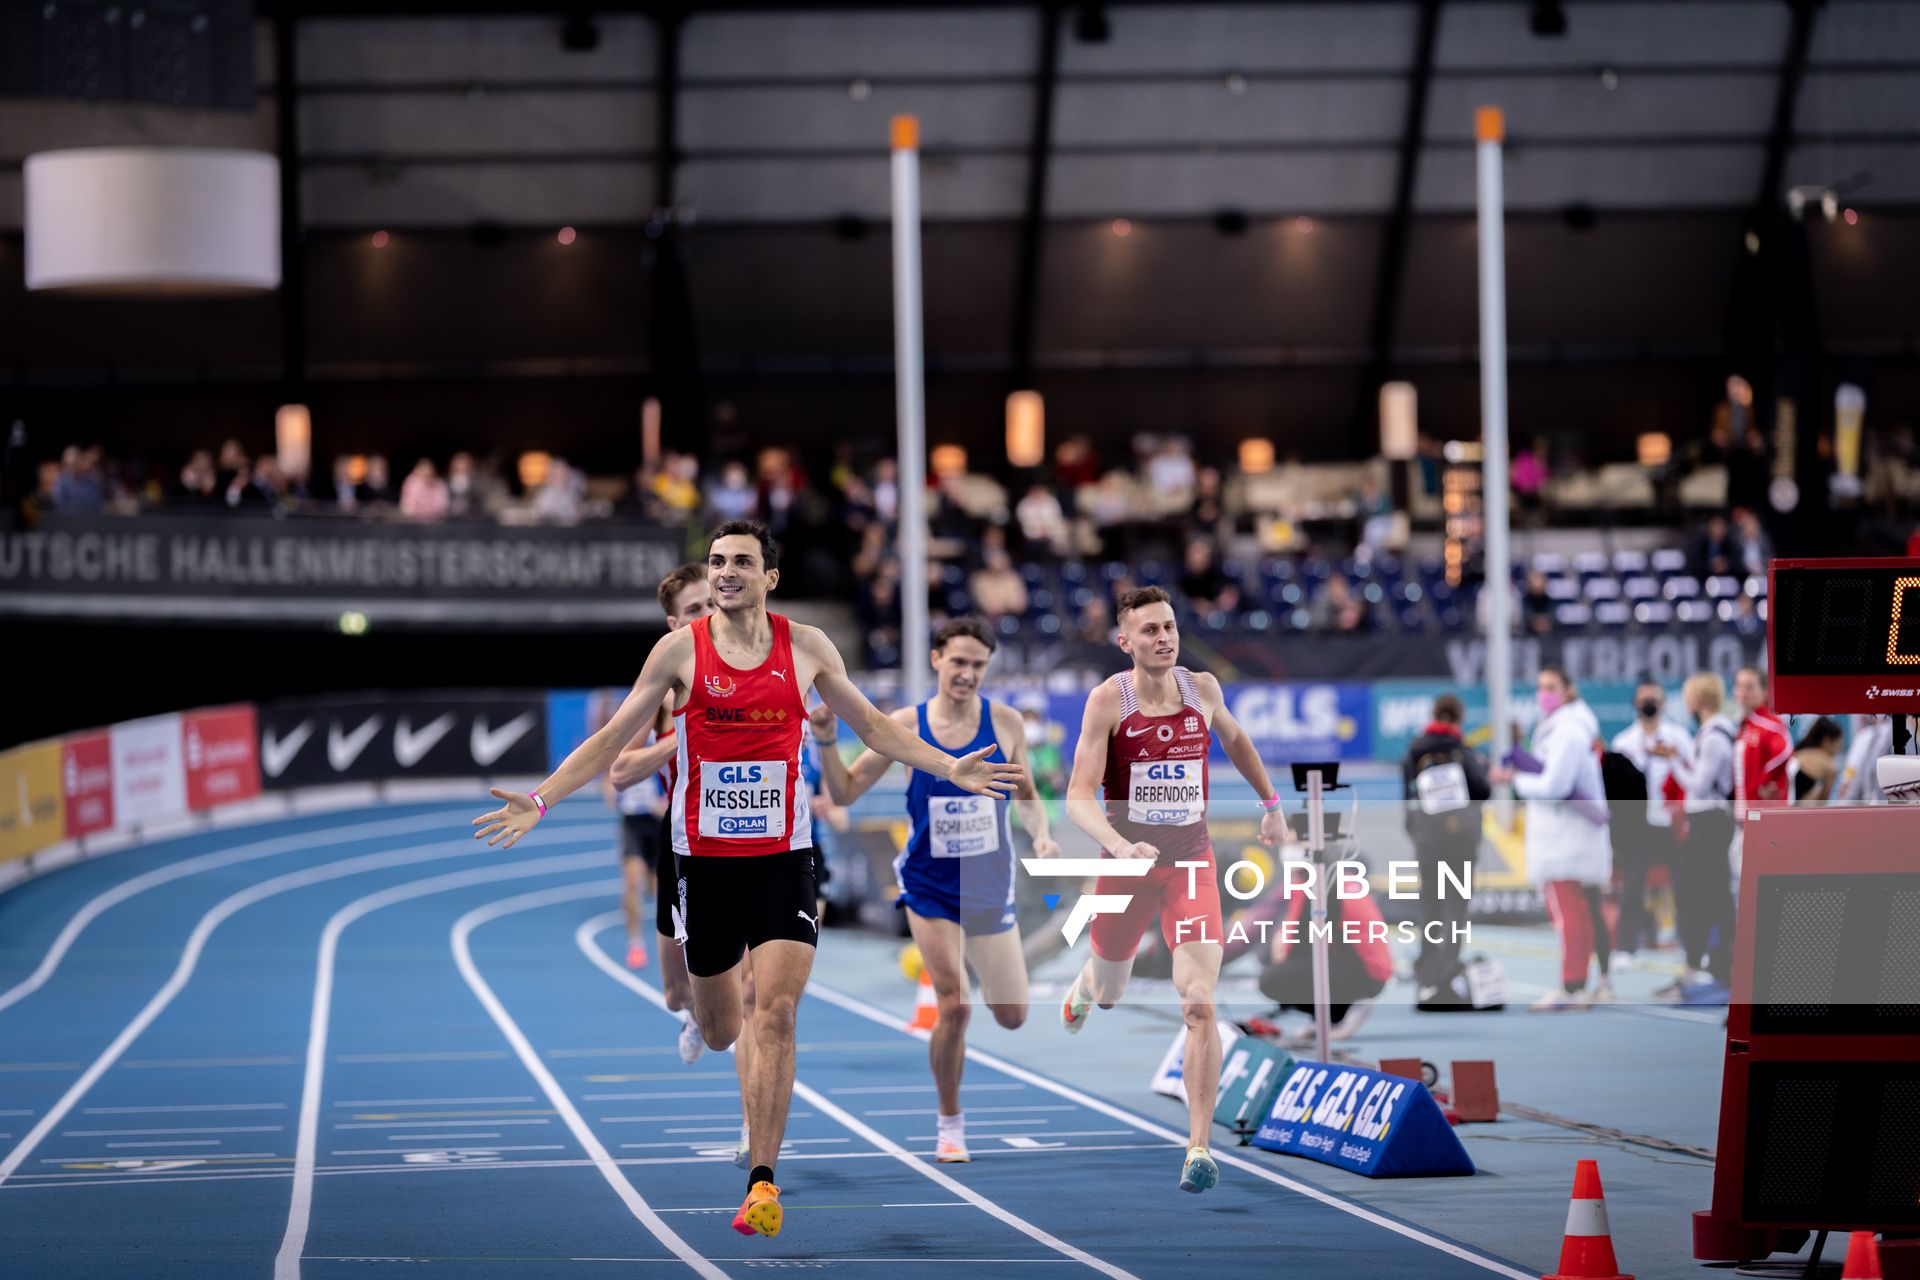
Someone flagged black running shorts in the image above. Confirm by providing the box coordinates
[678,847,819,978]
[620,812,665,873]
[655,814,679,940]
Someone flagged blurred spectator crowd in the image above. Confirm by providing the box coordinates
[13,403,1920,665]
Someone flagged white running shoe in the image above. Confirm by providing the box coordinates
[1530,989,1591,1012]
[1591,978,1617,1004]
[678,1015,705,1065]
[1060,975,1092,1034]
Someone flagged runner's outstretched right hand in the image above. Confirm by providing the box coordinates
[1110,840,1161,861]
[472,788,540,848]
[947,745,1025,797]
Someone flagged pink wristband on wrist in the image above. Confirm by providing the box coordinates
[1260,791,1282,811]
[530,792,547,817]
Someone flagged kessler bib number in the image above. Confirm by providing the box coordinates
[1128,760,1205,826]
[928,795,1001,858]
[699,760,788,839]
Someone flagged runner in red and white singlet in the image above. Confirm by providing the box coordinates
[473,520,1022,1242]
[670,611,814,860]
[1056,585,1285,1196]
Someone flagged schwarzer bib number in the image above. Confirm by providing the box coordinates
[928,795,1001,858]
[1128,761,1205,826]
[699,760,788,839]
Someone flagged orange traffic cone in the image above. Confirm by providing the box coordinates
[1544,1160,1632,1280]
[1841,1231,1882,1280]
[909,968,938,1031]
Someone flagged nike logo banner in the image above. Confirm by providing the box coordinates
[255,696,548,788]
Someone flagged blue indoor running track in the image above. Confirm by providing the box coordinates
[0,799,1540,1279]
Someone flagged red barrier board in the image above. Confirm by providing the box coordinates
[183,705,260,811]
[62,730,113,837]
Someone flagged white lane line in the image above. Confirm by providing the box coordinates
[805,981,1540,1280]
[123,1056,296,1069]
[0,836,509,1190]
[332,1118,551,1130]
[334,1051,510,1063]
[387,1133,501,1141]
[596,1114,761,1124]
[0,1110,34,1116]
[862,1105,1072,1117]
[63,1126,282,1137]
[105,1140,224,1149]
[0,808,522,1016]
[909,1130,1128,1142]
[3,1145,1190,1192]
[583,1091,739,1102]
[83,1103,286,1115]
[574,911,1140,1280]
[273,849,608,1280]
[454,882,729,1280]
[825,1084,1026,1095]
[328,1151,568,1159]
[617,1138,848,1151]
[1505,979,1726,1024]
[40,1151,281,1162]
[332,1097,534,1108]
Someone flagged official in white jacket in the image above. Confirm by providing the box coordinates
[1490,666,1613,1011]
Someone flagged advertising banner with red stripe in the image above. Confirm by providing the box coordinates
[182,704,260,810]
[62,729,113,838]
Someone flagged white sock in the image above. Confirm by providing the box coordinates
[937,1112,965,1145]
[739,1120,749,1145]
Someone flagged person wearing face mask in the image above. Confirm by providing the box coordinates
[1489,666,1614,1010]
[1650,672,1738,997]
[1607,681,1693,965]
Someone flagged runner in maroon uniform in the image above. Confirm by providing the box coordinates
[474,520,1022,1240]
[1057,586,1285,1194]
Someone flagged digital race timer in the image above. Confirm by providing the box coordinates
[1767,558,1920,714]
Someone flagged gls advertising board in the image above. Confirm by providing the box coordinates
[1252,1059,1474,1178]
[1050,682,1372,771]
[257,695,548,786]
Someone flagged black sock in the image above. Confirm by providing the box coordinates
[750,1164,774,1189]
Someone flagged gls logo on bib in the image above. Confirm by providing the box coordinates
[929,795,1000,858]
[700,760,787,838]
[1128,760,1204,826]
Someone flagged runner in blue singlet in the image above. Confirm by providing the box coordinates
[810,616,1059,1163]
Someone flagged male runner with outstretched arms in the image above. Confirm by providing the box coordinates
[604,563,759,1170]
[807,616,1060,1163]
[473,521,1022,1240]
[1057,586,1285,1194]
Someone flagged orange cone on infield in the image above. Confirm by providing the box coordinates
[909,968,938,1031]
[1544,1159,1632,1280]
[1842,1231,1882,1280]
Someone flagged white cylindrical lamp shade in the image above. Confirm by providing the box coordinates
[276,405,312,476]
[25,147,280,293]
[1005,390,1044,468]
[1379,381,1418,460]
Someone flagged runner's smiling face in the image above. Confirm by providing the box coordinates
[707,535,777,615]
[931,634,993,702]
[666,579,713,629]
[1116,600,1179,671]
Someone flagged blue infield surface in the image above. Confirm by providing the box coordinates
[0,798,1728,1279]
